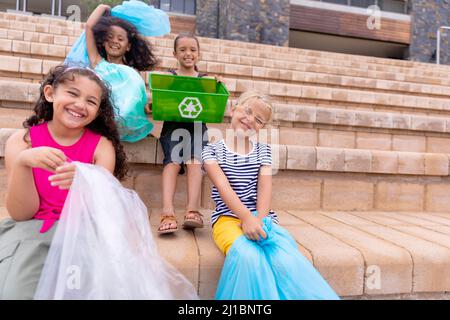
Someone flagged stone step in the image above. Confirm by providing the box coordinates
[2,128,450,214]
[6,107,450,154]
[2,14,450,86]
[0,107,32,128]
[2,126,450,176]
[4,89,450,145]
[3,206,450,299]
[2,12,450,82]
[128,164,450,213]
[4,11,450,77]
[2,45,449,102]
[2,28,450,94]
[2,72,450,126]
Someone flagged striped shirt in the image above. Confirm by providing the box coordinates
[201,139,279,226]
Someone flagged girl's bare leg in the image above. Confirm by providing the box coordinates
[184,160,203,227]
[159,163,181,232]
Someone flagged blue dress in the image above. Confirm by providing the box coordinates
[95,59,153,142]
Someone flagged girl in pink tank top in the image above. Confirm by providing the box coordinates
[0,65,129,299]
[30,122,101,232]
[1,65,200,300]
[5,65,128,233]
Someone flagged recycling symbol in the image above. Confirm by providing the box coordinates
[178,97,203,119]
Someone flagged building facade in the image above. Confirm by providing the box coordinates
[1,0,450,64]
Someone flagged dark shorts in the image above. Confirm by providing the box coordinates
[159,121,208,175]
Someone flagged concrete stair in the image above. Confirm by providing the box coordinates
[1,10,450,299]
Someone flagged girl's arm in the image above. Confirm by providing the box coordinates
[93,136,116,173]
[85,4,110,68]
[5,130,66,221]
[256,165,272,219]
[204,161,267,241]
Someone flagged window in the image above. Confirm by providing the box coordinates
[322,0,348,4]
[159,0,196,15]
[378,0,408,14]
[350,0,376,8]
[319,0,409,14]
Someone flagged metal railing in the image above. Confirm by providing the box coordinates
[11,0,63,17]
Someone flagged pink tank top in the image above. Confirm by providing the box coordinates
[30,122,102,233]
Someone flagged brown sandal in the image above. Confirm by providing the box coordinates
[182,211,204,229]
[158,214,178,234]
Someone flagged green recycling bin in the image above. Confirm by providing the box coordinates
[149,73,229,123]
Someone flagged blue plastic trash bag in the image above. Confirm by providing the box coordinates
[65,32,90,67]
[111,0,171,37]
[95,59,153,142]
[65,0,170,66]
[215,215,341,300]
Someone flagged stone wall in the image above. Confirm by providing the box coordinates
[409,0,450,65]
[196,0,290,47]
[195,0,219,39]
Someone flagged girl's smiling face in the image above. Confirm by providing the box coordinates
[173,37,199,69]
[230,98,271,136]
[44,75,102,129]
[103,25,130,59]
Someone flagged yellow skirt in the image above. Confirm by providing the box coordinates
[212,216,244,255]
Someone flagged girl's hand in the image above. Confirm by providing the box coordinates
[100,4,111,11]
[101,4,111,16]
[18,147,66,172]
[48,163,77,190]
[241,214,267,241]
[144,103,152,114]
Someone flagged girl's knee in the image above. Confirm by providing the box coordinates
[213,220,243,255]
[185,158,201,166]
[165,162,181,169]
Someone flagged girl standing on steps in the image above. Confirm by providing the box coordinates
[156,33,222,234]
[202,90,340,300]
[84,4,158,143]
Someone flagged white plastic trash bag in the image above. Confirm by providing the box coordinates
[34,162,198,300]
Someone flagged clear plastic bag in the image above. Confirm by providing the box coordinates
[34,163,198,300]
[65,0,171,66]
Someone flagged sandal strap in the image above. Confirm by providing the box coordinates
[184,211,204,220]
[160,214,177,223]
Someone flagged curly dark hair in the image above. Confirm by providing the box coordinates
[23,65,128,180]
[93,16,158,71]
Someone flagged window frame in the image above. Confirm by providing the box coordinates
[318,0,409,14]
[158,0,196,15]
